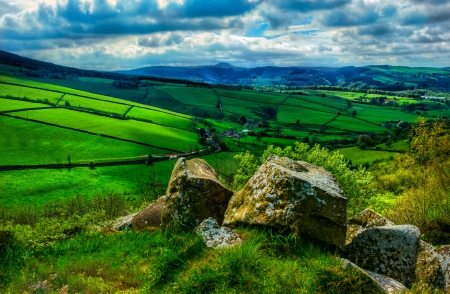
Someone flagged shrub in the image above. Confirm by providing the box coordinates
[421,218,450,245]
[219,140,228,150]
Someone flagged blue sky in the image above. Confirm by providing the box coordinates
[0,0,449,70]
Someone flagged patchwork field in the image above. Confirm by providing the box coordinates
[8,108,198,152]
[0,115,164,165]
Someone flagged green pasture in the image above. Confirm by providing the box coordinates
[376,140,410,151]
[1,76,192,119]
[0,164,171,208]
[427,109,450,118]
[78,77,114,83]
[0,98,49,112]
[335,147,395,166]
[0,115,164,165]
[126,107,191,129]
[221,96,264,118]
[60,94,130,116]
[277,105,336,125]
[9,108,199,152]
[283,97,341,113]
[1,76,151,109]
[216,88,286,104]
[0,153,239,208]
[327,115,385,133]
[0,83,62,104]
[304,90,398,100]
[158,86,217,107]
[347,105,418,124]
[289,94,348,109]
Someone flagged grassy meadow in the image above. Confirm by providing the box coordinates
[2,64,450,293]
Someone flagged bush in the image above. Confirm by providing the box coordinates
[219,140,228,150]
[359,143,367,150]
[421,218,450,245]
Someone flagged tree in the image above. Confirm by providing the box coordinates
[275,125,282,137]
[390,118,450,226]
[352,110,357,117]
[296,119,300,125]
[190,117,198,130]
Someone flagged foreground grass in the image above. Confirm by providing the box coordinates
[2,225,378,293]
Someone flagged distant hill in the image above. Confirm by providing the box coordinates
[119,63,450,91]
[1,50,449,91]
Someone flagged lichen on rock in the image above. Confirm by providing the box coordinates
[223,155,347,247]
[161,158,233,230]
[341,258,407,293]
[196,217,242,249]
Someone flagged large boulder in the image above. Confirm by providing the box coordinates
[196,217,242,249]
[346,224,420,286]
[341,258,407,293]
[346,208,395,246]
[415,240,447,290]
[223,155,347,247]
[132,196,165,231]
[435,245,450,291]
[346,209,450,290]
[161,158,233,230]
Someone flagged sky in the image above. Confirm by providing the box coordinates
[0,0,449,70]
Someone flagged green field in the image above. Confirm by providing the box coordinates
[335,147,395,166]
[60,94,130,116]
[0,151,241,208]
[327,115,385,132]
[126,107,191,129]
[289,94,349,109]
[217,88,287,104]
[347,105,418,124]
[1,76,191,118]
[304,90,398,100]
[0,164,169,207]
[0,98,49,112]
[159,86,217,106]
[283,97,341,113]
[0,83,63,104]
[277,105,336,125]
[8,108,199,152]
[0,115,165,165]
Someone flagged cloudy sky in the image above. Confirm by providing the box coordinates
[0,0,449,70]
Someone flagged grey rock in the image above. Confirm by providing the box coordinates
[346,208,395,246]
[345,224,421,287]
[415,240,446,290]
[132,196,165,231]
[161,158,233,230]
[223,156,347,247]
[436,245,450,292]
[109,212,138,231]
[341,258,407,293]
[196,217,242,249]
